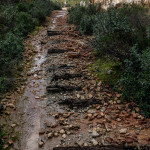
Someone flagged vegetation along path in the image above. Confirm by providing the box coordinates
[1,8,150,150]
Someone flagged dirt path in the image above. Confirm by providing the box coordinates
[1,9,150,150]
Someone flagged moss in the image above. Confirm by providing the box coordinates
[89,58,121,85]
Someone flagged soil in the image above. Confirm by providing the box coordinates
[0,9,150,150]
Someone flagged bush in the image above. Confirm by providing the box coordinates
[68,6,86,26]
[68,3,150,116]
[15,12,39,36]
[79,14,96,34]
[0,0,61,94]
[119,45,150,117]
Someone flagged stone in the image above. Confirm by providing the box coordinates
[54,132,59,137]
[39,128,45,134]
[92,130,99,137]
[7,103,15,108]
[62,134,66,139]
[88,114,92,117]
[48,132,53,138]
[119,128,127,134]
[77,141,83,146]
[77,94,80,98]
[91,139,98,146]
[11,124,16,128]
[38,141,44,147]
[84,143,88,146]
[8,139,13,145]
[60,129,65,134]
[51,123,58,128]
[3,144,9,149]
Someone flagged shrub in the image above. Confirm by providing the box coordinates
[119,45,150,117]
[15,12,39,36]
[93,7,134,60]
[68,6,86,26]
[0,0,61,94]
[0,32,24,70]
[79,14,96,34]
[68,3,150,116]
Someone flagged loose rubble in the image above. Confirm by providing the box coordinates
[0,9,150,150]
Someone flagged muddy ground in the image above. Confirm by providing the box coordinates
[0,9,150,150]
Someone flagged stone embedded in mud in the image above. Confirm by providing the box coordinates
[51,123,58,128]
[48,132,53,138]
[84,143,88,146]
[38,141,44,147]
[7,103,15,109]
[119,128,127,134]
[91,139,98,146]
[92,130,100,137]
[60,129,65,134]
[54,132,59,137]
[63,113,70,118]
[11,124,16,128]
[8,139,13,145]
[3,144,9,149]
[77,141,84,146]
[62,134,66,139]
[39,128,45,134]
[67,52,80,58]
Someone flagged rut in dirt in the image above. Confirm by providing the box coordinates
[12,9,150,150]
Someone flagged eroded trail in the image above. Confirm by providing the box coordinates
[1,9,150,150]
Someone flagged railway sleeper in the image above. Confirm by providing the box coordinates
[51,73,82,81]
[47,64,75,72]
[48,49,67,54]
[47,85,82,93]
[47,30,61,36]
[59,98,101,108]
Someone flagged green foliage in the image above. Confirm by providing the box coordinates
[0,0,61,93]
[68,3,150,116]
[0,32,24,68]
[119,45,150,117]
[68,6,86,26]
[15,12,39,36]
[79,14,96,34]
[89,58,121,85]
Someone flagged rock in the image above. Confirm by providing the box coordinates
[92,130,99,137]
[88,109,96,114]
[62,134,66,139]
[39,128,45,134]
[76,94,80,98]
[54,132,59,137]
[8,139,13,145]
[91,139,98,146]
[38,141,44,147]
[88,94,93,99]
[5,111,10,115]
[60,129,65,134]
[67,52,80,58]
[7,103,15,108]
[119,128,127,134]
[135,107,140,112]
[11,124,16,128]
[48,132,53,138]
[63,113,70,118]
[77,141,83,146]
[117,118,121,122]
[88,114,92,117]
[3,144,9,149]
[51,123,58,128]
[100,112,104,117]
[84,143,88,146]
